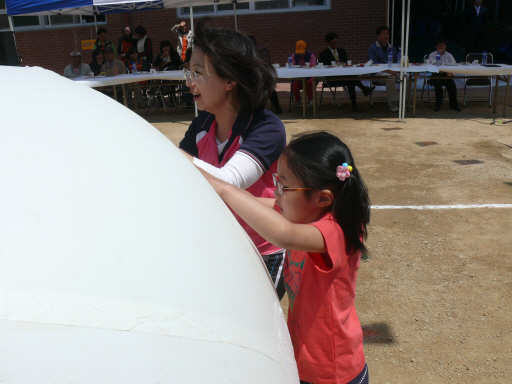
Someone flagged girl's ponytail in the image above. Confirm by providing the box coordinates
[283,131,370,255]
[332,165,370,254]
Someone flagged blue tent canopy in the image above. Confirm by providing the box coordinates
[5,0,234,16]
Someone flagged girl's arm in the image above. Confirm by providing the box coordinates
[255,197,276,209]
[199,168,327,253]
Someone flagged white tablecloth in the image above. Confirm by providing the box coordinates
[276,63,432,79]
[72,64,511,89]
[72,70,185,87]
[436,64,512,76]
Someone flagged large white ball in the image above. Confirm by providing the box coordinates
[0,66,298,383]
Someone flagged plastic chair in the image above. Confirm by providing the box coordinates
[420,54,446,107]
[288,79,317,111]
[464,53,493,108]
[369,80,389,106]
[146,67,179,115]
[319,78,349,108]
[288,81,298,111]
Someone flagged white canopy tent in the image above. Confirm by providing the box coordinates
[5,0,245,31]
[387,0,412,122]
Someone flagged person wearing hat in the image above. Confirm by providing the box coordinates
[63,51,91,78]
[101,46,126,77]
[291,40,316,107]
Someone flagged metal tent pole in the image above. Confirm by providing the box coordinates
[387,0,389,29]
[93,7,99,33]
[7,15,21,66]
[400,0,411,122]
[398,0,406,122]
[391,0,395,46]
[8,15,14,31]
[189,1,198,117]
[233,0,237,31]
[189,3,194,34]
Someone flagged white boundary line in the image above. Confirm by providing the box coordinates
[372,204,512,210]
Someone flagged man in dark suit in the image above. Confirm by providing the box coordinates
[318,32,374,112]
[464,0,488,55]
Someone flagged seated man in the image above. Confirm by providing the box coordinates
[101,46,126,77]
[101,46,126,103]
[428,38,461,112]
[126,48,149,109]
[368,26,399,112]
[63,51,91,78]
[291,40,316,107]
[319,32,375,112]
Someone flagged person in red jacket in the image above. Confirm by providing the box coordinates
[118,25,136,65]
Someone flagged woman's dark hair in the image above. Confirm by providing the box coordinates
[127,47,138,56]
[193,18,276,113]
[376,26,389,35]
[134,25,147,38]
[92,48,104,60]
[122,25,132,38]
[96,27,107,37]
[159,40,174,53]
[325,32,338,43]
[282,131,370,254]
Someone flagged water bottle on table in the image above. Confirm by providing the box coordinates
[397,48,401,65]
[287,55,293,69]
[388,52,393,68]
[482,51,487,65]
[132,62,137,75]
[436,51,441,67]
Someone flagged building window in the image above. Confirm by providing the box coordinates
[178,0,329,17]
[13,16,40,27]
[0,14,11,30]
[254,0,289,11]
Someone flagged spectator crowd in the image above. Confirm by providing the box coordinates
[64,1,492,114]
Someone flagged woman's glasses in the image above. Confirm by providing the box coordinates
[272,173,312,195]
[183,69,215,81]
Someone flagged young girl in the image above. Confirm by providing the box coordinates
[203,131,370,384]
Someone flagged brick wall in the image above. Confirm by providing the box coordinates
[14,0,385,74]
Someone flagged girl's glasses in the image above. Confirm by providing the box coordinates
[272,173,312,195]
[183,69,215,81]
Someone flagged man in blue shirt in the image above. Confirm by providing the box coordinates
[368,26,399,112]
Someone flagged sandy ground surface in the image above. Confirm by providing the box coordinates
[146,85,512,383]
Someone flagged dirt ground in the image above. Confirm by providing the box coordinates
[147,87,512,383]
